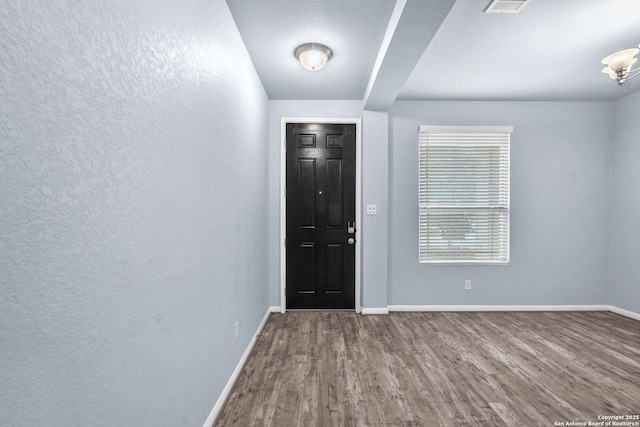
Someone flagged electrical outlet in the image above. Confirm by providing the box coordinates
[234,321,239,341]
[465,280,471,290]
[366,204,377,215]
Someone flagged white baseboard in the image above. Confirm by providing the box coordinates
[361,307,389,315]
[387,304,640,321]
[388,305,610,312]
[609,305,640,321]
[202,306,276,427]
[269,305,282,313]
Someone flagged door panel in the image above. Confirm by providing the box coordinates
[298,243,316,292]
[325,159,343,227]
[298,159,316,227]
[286,123,356,309]
[325,244,344,293]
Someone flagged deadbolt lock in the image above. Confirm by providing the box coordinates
[348,221,355,234]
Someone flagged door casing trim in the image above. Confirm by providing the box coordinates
[280,118,362,313]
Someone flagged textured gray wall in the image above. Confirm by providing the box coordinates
[609,90,640,314]
[389,101,612,306]
[0,1,269,426]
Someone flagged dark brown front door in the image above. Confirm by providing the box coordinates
[286,123,356,309]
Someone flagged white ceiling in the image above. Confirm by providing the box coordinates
[227,0,640,104]
[226,0,397,100]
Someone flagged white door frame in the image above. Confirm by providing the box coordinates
[280,117,362,313]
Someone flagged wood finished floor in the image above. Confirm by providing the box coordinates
[215,312,640,426]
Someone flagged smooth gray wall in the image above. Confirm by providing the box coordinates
[609,90,640,314]
[389,101,612,306]
[0,1,269,426]
[361,110,390,309]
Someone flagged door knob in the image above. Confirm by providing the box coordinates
[347,237,355,245]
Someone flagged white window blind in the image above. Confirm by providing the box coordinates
[419,126,512,264]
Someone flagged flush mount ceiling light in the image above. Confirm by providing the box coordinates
[294,43,332,71]
[601,45,640,86]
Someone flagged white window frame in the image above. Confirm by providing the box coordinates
[419,125,512,265]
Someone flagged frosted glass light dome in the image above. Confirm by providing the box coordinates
[295,43,333,71]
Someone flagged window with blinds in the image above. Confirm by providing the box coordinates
[419,126,512,264]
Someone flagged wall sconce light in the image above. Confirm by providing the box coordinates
[295,43,332,71]
[602,45,640,86]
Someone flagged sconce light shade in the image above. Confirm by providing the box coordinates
[295,43,332,71]
[601,46,640,85]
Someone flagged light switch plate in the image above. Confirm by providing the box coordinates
[366,204,377,215]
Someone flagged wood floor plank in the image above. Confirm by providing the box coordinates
[215,311,640,426]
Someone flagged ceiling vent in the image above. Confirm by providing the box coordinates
[484,0,530,14]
